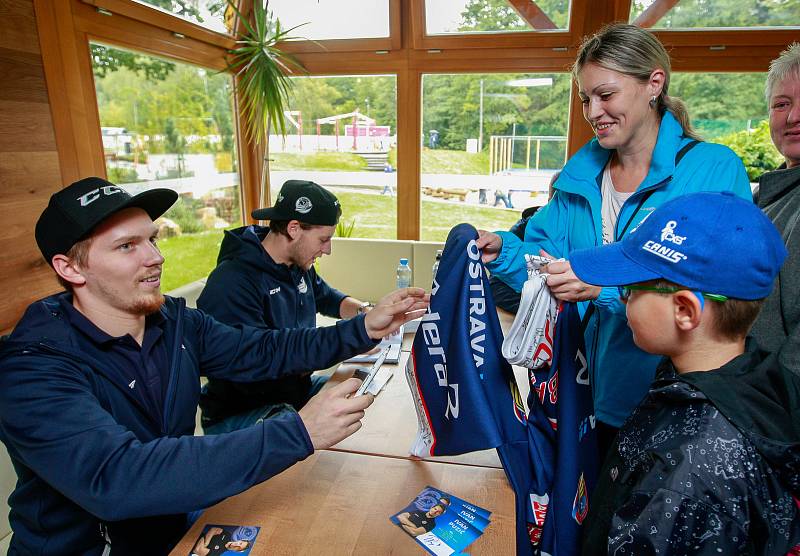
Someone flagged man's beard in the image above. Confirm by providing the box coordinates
[95,279,165,316]
[129,293,165,315]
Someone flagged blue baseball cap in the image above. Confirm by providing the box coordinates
[570,191,787,300]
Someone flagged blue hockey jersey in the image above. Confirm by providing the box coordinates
[406,223,598,555]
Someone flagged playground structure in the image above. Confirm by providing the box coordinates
[317,109,390,151]
[489,134,568,175]
[268,109,394,154]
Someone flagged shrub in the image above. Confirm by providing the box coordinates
[163,196,205,234]
[336,218,356,238]
[107,167,139,184]
[715,120,783,182]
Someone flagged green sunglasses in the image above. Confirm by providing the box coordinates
[618,285,728,303]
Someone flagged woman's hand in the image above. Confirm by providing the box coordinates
[476,230,503,263]
[540,249,602,302]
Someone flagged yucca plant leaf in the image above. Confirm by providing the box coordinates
[225,0,308,143]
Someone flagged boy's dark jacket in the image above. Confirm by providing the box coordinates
[198,225,346,424]
[582,347,800,555]
[0,293,374,555]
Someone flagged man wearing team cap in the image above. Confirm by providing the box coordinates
[0,177,428,555]
[198,180,373,434]
[564,191,800,554]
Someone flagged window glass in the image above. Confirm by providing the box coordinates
[630,0,800,29]
[91,43,242,292]
[268,75,397,239]
[425,0,571,35]
[268,0,390,40]
[131,1,235,34]
[420,73,571,241]
[671,72,779,182]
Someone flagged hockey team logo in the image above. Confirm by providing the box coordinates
[297,276,308,293]
[660,220,686,245]
[295,196,313,214]
[572,472,589,524]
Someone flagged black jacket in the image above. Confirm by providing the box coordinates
[582,349,800,555]
[198,225,347,424]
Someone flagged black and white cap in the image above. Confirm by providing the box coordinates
[251,180,341,226]
[35,176,177,266]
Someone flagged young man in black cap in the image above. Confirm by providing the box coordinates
[0,177,428,555]
[198,180,372,434]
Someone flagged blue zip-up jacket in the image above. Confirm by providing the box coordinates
[0,293,376,555]
[487,112,752,427]
[197,225,347,424]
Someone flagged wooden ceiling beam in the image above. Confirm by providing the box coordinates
[633,0,680,28]
[507,0,558,30]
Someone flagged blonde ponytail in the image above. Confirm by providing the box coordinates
[660,95,702,140]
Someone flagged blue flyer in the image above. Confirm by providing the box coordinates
[189,524,260,556]
[391,486,490,555]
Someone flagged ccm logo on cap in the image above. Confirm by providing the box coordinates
[77,186,124,207]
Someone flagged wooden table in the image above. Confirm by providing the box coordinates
[328,352,504,469]
[169,450,514,556]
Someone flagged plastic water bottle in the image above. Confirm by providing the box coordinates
[432,250,443,281]
[396,258,412,289]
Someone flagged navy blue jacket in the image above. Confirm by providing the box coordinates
[198,226,347,423]
[0,293,375,555]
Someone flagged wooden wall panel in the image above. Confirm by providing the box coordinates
[0,0,63,334]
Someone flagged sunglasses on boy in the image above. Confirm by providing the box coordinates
[618,285,728,305]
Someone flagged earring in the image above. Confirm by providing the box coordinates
[649,95,658,108]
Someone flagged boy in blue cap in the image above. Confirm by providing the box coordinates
[566,191,800,554]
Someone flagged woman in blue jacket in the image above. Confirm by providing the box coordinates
[477,23,752,454]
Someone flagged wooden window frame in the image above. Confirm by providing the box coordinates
[37,0,800,241]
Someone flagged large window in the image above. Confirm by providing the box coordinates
[672,72,778,182]
[268,0,391,40]
[268,75,398,239]
[131,0,235,34]
[90,44,242,292]
[419,72,571,241]
[630,0,800,29]
[425,0,572,34]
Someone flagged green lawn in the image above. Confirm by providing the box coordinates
[421,148,490,175]
[271,148,490,174]
[271,152,366,171]
[159,190,520,291]
[159,230,225,292]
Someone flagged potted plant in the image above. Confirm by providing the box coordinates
[227,0,306,209]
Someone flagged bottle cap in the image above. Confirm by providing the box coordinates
[400,258,409,265]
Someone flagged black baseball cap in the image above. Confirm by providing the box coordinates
[251,180,341,226]
[35,176,178,266]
